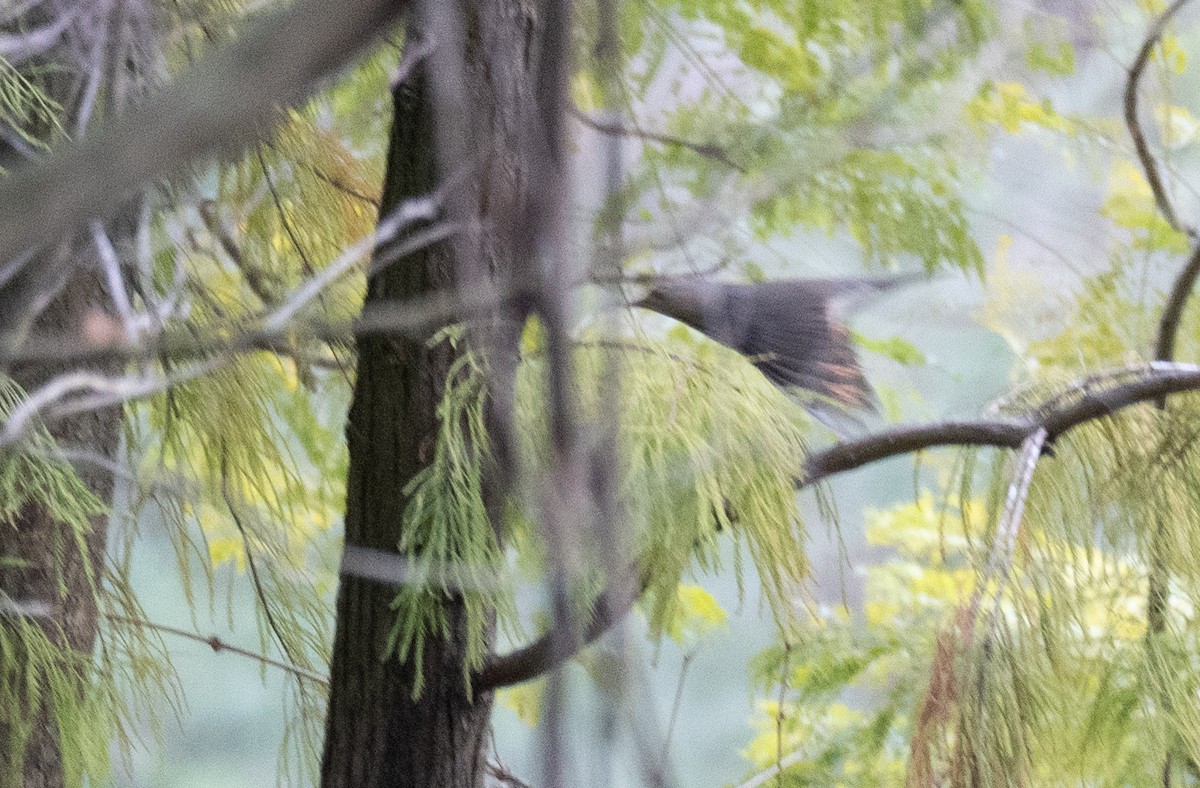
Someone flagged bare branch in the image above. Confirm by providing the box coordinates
[801,362,1200,486]
[5,283,509,372]
[0,8,77,63]
[89,220,138,331]
[571,106,746,173]
[266,194,443,330]
[0,363,217,448]
[1123,0,1196,238]
[104,613,328,686]
[975,427,1048,625]
[474,565,649,691]
[1156,241,1200,367]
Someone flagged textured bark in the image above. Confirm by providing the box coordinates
[1,273,122,788]
[319,3,539,783]
[319,66,493,785]
[0,9,124,783]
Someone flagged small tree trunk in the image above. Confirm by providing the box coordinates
[319,66,495,785]
[2,275,122,788]
[320,1,541,784]
[0,10,125,781]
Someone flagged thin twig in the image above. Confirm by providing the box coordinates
[571,105,746,173]
[219,444,301,679]
[0,363,216,448]
[263,194,442,330]
[1123,0,1196,238]
[301,161,380,207]
[104,612,328,686]
[89,220,138,330]
[661,651,694,762]
[256,148,316,275]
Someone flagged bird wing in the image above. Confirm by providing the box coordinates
[717,284,876,411]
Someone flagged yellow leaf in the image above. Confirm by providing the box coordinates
[1157,34,1188,75]
[666,584,728,646]
[1155,104,1200,149]
[520,316,545,354]
[497,680,545,727]
[571,72,603,113]
[208,537,245,571]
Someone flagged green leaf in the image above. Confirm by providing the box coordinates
[851,331,926,366]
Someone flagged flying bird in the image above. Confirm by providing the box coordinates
[636,275,920,413]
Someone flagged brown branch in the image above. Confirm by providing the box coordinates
[306,163,381,207]
[0,0,410,321]
[570,106,746,173]
[800,363,1200,486]
[1124,0,1196,239]
[801,419,1029,485]
[474,565,649,691]
[1157,233,1200,368]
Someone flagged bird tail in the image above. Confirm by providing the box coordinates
[735,284,875,412]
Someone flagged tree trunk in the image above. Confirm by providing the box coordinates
[0,11,125,784]
[2,277,122,788]
[319,63,494,785]
[320,3,540,783]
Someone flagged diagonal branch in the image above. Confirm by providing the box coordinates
[104,613,328,686]
[1155,243,1200,370]
[979,428,1047,596]
[571,106,746,173]
[1124,0,1196,239]
[474,565,649,691]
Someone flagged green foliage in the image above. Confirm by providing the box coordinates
[385,334,509,694]
[0,379,114,785]
[584,0,992,276]
[740,363,1200,780]
[750,148,984,272]
[1101,161,1191,255]
[0,57,61,150]
[18,0,1200,783]
[99,29,391,782]
[387,326,816,689]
